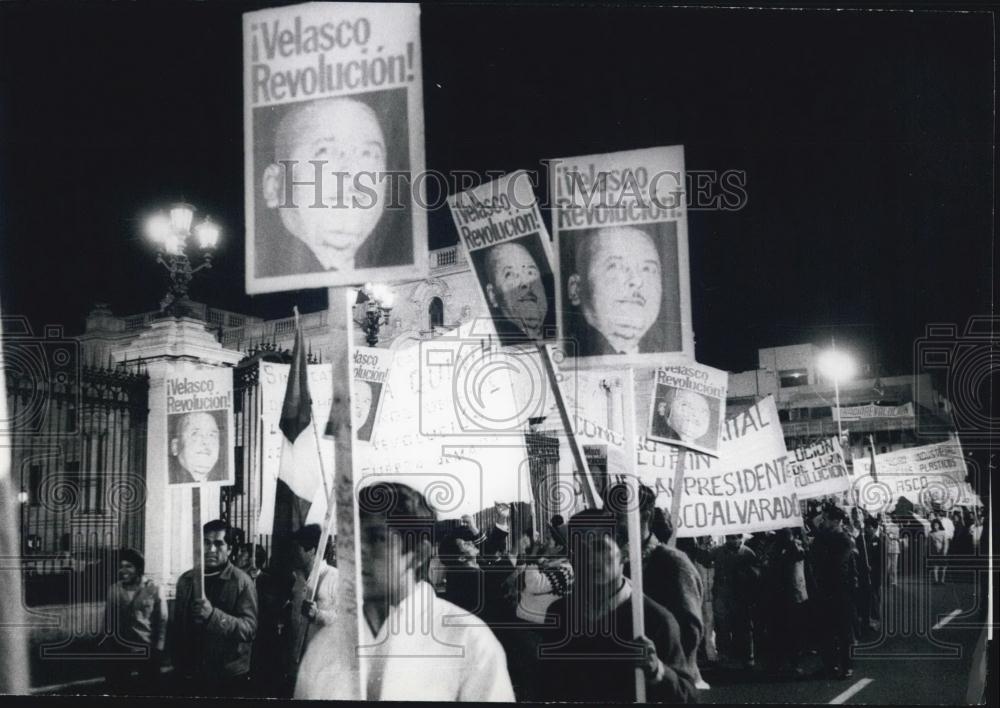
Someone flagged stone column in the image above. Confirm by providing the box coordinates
[116,317,243,597]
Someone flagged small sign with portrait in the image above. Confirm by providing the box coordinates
[647,362,727,457]
[165,364,235,487]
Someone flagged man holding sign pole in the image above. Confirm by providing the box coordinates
[607,482,705,687]
[171,520,259,697]
[539,508,697,703]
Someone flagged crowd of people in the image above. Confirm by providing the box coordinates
[99,483,986,700]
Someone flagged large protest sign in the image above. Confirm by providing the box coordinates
[550,146,694,368]
[853,440,969,513]
[548,368,796,537]
[787,436,852,500]
[244,2,427,293]
[165,364,234,487]
[448,171,557,346]
[351,346,391,442]
[661,396,797,537]
[256,361,335,531]
[647,363,727,456]
[352,321,534,519]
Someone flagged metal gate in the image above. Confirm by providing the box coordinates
[218,346,293,565]
[5,359,149,606]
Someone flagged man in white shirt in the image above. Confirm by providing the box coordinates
[285,523,338,688]
[295,482,514,702]
[937,510,955,553]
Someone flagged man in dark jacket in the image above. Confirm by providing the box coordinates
[607,483,704,685]
[171,519,258,696]
[809,506,857,679]
[863,516,884,630]
[538,508,696,703]
[713,534,758,669]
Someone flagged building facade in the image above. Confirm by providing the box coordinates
[728,344,955,461]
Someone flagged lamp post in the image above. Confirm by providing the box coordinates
[356,283,395,347]
[817,343,856,443]
[145,203,221,318]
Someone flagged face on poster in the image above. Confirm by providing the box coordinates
[449,171,557,346]
[165,365,235,487]
[244,2,427,293]
[647,363,727,456]
[550,146,694,368]
[351,346,391,442]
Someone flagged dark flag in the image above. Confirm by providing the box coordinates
[271,310,328,568]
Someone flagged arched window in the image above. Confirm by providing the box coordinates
[428,297,444,328]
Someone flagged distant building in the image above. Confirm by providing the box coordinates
[728,343,955,460]
[79,245,484,363]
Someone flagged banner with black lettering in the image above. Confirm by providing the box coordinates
[448,171,557,346]
[661,396,797,536]
[787,436,852,500]
[853,439,969,513]
[550,369,797,537]
[244,2,427,293]
[165,364,235,487]
[647,363,727,456]
[549,146,694,368]
[834,402,914,421]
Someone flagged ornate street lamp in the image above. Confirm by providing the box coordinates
[145,203,220,317]
[356,282,395,347]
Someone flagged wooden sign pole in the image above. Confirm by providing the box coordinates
[620,369,646,702]
[666,452,687,550]
[536,343,600,509]
[191,486,205,599]
[323,286,362,699]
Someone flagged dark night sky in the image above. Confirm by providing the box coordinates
[0,1,993,376]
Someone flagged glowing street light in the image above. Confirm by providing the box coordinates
[818,349,856,384]
[145,203,220,317]
[818,344,856,442]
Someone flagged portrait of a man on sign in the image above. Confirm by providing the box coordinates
[468,233,556,346]
[167,410,230,485]
[353,380,383,443]
[253,89,412,281]
[561,222,682,359]
[650,388,720,454]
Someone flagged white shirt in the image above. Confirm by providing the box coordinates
[295,581,514,702]
[940,516,955,542]
[290,561,338,653]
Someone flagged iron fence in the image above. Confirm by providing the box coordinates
[5,362,149,606]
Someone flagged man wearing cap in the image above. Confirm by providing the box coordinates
[495,557,574,701]
[103,548,167,693]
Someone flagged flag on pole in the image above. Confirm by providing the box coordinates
[868,435,878,483]
[272,311,328,557]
